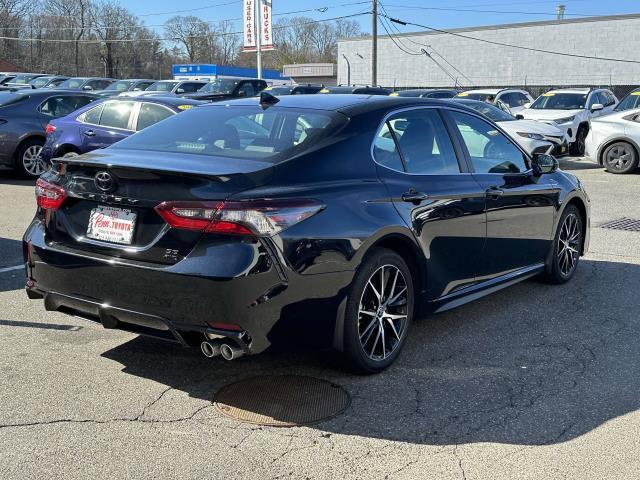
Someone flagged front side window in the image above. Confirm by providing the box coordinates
[58,78,85,89]
[451,111,528,174]
[106,80,134,91]
[147,81,178,92]
[136,103,174,130]
[238,83,256,97]
[615,90,640,111]
[376,109,459,175]
[99,101,135,129]
[180,83,204,93]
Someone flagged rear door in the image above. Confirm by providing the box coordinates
[373,107,487,300]
[81,100,135,150]
[446,108,558,279]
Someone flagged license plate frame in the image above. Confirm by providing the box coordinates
[86,205,137,245]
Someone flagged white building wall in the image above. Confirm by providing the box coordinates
[337,14,640,88]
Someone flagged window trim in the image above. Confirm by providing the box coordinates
[370,105,469,176]
[440,106,533,175]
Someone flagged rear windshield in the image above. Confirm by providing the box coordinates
[111,105,346,163]
[614,91,640,111]
[530,93,587,110]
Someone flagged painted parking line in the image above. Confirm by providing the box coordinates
[0,264,24,273]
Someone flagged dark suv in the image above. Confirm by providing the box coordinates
[182,78,268,101]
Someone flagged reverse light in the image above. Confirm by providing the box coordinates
[45,123,56,135]
[35,178,67,210]
[155,199,325,236]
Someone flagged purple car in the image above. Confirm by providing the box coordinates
[41,96,204,162]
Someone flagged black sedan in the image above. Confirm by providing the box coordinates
[24,95,590,372]
[0,90,97,176]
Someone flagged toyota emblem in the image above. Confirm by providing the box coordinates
[94,171,116,192]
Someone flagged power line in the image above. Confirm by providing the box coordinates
[380,13,640,65]
[381,3,594,17]
[1,12,370,43]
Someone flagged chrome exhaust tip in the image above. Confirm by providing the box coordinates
[220,343,244,361]
[200,340,221,358]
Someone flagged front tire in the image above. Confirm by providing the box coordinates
[602,141,638,174]
[15,138,46,178]
[543,205,583,284]
[570,126,587,156]
[343,248,414,374]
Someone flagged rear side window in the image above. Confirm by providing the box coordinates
[373,123,404,171]
[99,101,135,129]
[80,104,104,124]
[238,82,256,97]
[39,96,94,118]
[112,105,345,163]
[180,82,204,93]
[136,103,174,131]
[451,111,528,174]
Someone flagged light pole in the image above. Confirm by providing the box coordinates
[342,54,351,85]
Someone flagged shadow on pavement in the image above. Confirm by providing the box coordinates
[0,170,33,187]
[101,258,639,446]
[559,157,602,171]
[0,319,82,331]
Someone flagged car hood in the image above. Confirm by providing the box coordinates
[498,119,565,136]
[520,108,582,121]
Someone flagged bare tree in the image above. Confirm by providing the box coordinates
[164,15,211,62]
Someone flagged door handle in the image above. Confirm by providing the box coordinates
[485,186,504,199]
[401,191,429,203]
[83,130,96,137]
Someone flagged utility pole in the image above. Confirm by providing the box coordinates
[342,54,351,85]
[372,0,377,86]
[255,0,262,79]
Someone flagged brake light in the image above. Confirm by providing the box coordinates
[155,199,324,236]
[35,178,67,210]
[45,123,56,135]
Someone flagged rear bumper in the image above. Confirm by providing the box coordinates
[23,220,353,354]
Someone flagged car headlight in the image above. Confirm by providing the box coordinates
[554,115,575,124]
[516,132,545,141]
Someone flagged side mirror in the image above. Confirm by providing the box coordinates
[531,153,558,176]
[515,114,524,120]
[591,103,604,112]
[83,85,93,91]
[523,102,531,109]
[237,90,247,97]
[175,88,185,94]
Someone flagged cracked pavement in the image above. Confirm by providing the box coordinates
[1,159,640,479]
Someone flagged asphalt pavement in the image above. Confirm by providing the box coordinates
[1,159,639,479]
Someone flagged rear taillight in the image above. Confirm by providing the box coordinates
[45,123,56,135]
[35,178,67,210]
[155,199,324,236]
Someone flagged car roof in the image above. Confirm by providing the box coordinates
[108,95,204,106]
[10,89,98,98]
[207,94,479,116]
[546,88,592,94]
[462,88,505,95]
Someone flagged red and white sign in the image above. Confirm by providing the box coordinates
[260,0,274,51]
[242,0,257,52]
[86,206,137,245]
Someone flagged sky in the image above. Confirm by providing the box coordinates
[123,0,640,37]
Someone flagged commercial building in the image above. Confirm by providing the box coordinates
[172,64,291,84]
[337,13,640,91]
[282,63,336,85]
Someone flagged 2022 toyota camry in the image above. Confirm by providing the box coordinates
[23,94,590,373]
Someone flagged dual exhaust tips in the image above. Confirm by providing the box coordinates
[200,339,244,361]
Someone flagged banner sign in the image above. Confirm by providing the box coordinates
[243,0,256,52]
[260,0,274,51]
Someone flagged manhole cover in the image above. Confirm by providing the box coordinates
[599,217,640,232]
[214,375,350,427]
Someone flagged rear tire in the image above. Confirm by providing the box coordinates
[14,138,46,178]
[343,248,414,374]
[542,205,583,284]
[602,141,638,174]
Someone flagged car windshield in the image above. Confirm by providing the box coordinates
[614,91,640,111]
[458,101,515,122]
[265,86,292,95]
[530,93,587,110]
[111,105,345,163]
[11,74,37,84]
[199,79,239,94]
[106,80,134,91]
[58,78,85,89]
[147,81,178,92]
[29,77,52,88]
[456,92,494,102]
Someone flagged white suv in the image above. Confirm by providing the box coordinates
[520,88,618,155]
[455,88,533,115]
